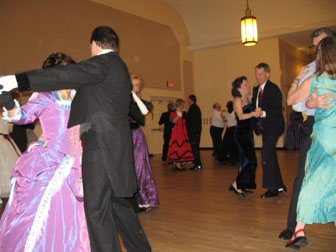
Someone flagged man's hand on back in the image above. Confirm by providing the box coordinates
[307,88,335,109]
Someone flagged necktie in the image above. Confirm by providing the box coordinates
[258,88,263,108]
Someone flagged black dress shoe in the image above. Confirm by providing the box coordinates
[260,190,279,198]
[229,185,245,198]
[135,207,147,213]
[279,228,293,240]
[190,165,202,171]
[242,189,253,194]
[278,186,287,193]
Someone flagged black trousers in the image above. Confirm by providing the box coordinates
[189,133,202,167]
[286,116,314,231]
[210,126,224,157]
[261,133,285,191]
[161,132,171,161]
[81,129,151,252]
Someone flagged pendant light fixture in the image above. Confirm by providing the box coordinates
[241,0,258,46]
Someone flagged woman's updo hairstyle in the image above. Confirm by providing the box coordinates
[42,52,76,69]
[231,76,247,98]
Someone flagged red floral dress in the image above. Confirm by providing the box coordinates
[167,111,194,164]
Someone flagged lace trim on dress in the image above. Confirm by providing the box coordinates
[51,90,76,110]
[24,154,74,252]
[2,99,22,122]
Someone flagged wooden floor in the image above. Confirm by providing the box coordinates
[137,150,335,252]
[1,150,335,251]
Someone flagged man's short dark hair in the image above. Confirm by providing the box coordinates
[90,26,119,51]
[167,102,174,110]
[189,95,197,103]
[255,62,270,73]
[311,27,336,40]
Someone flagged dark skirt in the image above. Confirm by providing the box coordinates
[218,126,239,165]
[234,125,257,190]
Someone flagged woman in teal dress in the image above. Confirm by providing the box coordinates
[286,36,336,249]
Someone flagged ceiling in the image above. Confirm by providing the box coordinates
[164,0,336,53]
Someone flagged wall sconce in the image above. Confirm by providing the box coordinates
[241,0,258,46]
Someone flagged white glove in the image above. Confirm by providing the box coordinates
[0,75,18,93]
[132,91,149,115]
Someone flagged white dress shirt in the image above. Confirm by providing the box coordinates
[292,61,316,116]
[211,110,224,128]
[257,81,267,117]
[225,111,237,128]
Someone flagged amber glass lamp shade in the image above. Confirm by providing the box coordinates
[241,15,258,46]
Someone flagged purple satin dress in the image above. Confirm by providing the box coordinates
[0,92,90,252]
[132,126,159,210]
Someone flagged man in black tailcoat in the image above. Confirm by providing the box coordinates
[185,94,203,170]
[251,63,286,199]
[0,26,151,252]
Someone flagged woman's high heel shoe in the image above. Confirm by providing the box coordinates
[286,228,308,249]
[229,185,245,198]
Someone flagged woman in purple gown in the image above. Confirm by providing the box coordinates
[0,53,90,252]
[129,74,159,212]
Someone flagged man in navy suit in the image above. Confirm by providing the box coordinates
[251,63,286,198]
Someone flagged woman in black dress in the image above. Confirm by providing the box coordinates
[219,101,239,165]
[229,76,261,198]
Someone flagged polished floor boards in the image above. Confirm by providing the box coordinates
[137,150,335,252]
[1,150,335,251]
